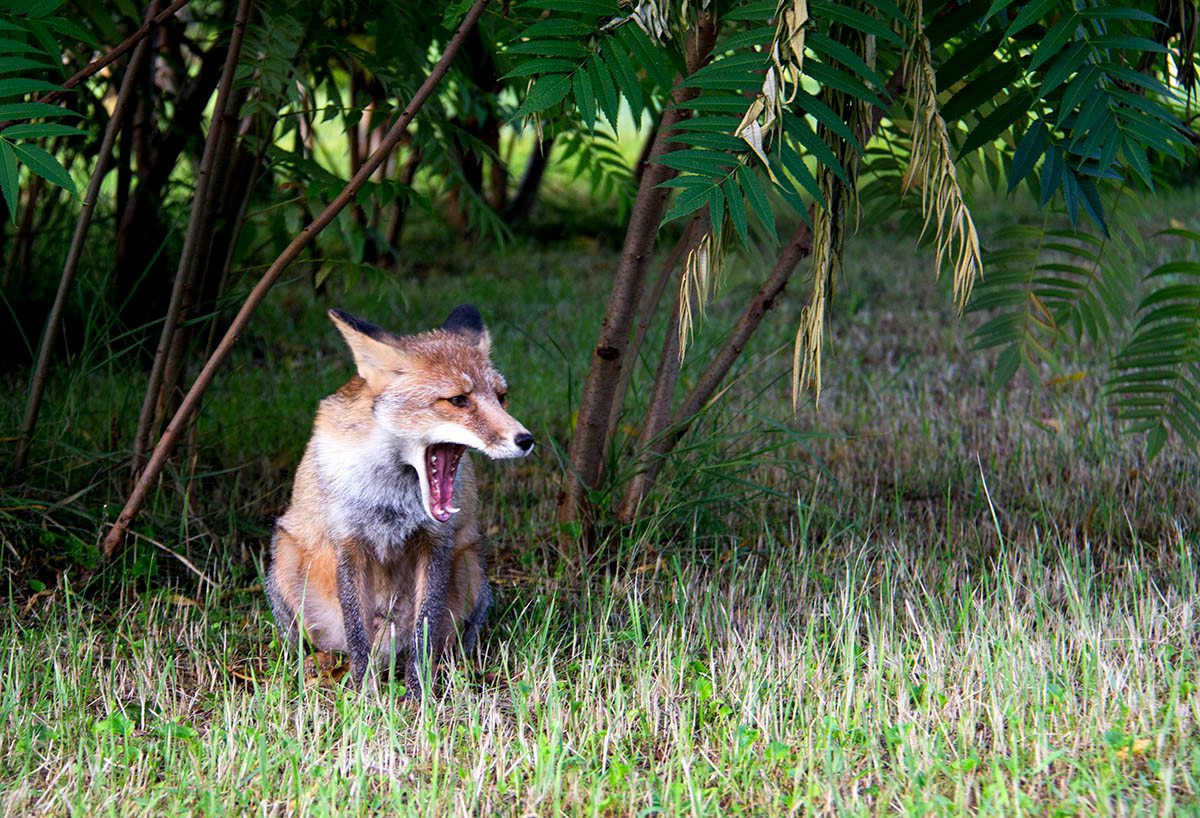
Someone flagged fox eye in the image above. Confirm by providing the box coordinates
[496,391,508,406]
[447,394,470,408]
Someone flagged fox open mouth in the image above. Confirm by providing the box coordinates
[425,443,467,522]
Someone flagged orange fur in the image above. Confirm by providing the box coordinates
[266,306,530,690]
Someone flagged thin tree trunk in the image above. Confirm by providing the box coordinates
[131,0,252,477]
[556,16,717,535]
[154,80,248,449]
[617,278,685,522]
[4,174,43,289]
[632,122,660,185]
[602,214,702,451]
[383,143,422,264]
[114,26,225,340]
[14,0,162,473]
[104,0,494,559]
[502,137,553,224]
[0,0,189,132]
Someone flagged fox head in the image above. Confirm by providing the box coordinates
[328,305,534,523]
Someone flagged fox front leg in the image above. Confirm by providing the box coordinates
[336,549,374,688]
[460,579,492,657]
[408,541,453,697]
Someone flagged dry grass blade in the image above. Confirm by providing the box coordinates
[676,219,721,357]
[735,0,808,166]
[794,190,839,407]
[905,0,982,308]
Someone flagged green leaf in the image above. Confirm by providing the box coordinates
[520,18,596,37]
[935,31,1005,91]
[508,40,590,58]
[656,148,735,176]
[809,0,905,45]
[1057,66,1099,122]
[959,90,1033,155]
[927,0,991,47]
[724,0,780,21]
[1145,424,1167,459]
[1039,41,1088,96]
[1024,155,1059,208]
[993,344,1022,389]
[1089,35,1167,54]
[523,0,616,14]
[723,176,748,244]
[806,31,889,93]
[1029,12,1080,71]
[0,122,82,139]
[13,140,74,195]
[1075,175,1106,233]
[783,111,849,184]
[0,138,17,221]
[708,185,724,234]
[603,39,642,117]
[615,22,675,90]
[1121,139,1153,189]
[780,142,824,204]
[0,39,44,55]
[588,54,619,129]
[514,73,573,118]
[803,61,887,109]
[502,58,578,79]
[668,130,745,151]
[0,101,76,121]
[941,61,1022,121]
[0,55,53,76]
[1009,120,1048,191]
[573,68,596,129]
[738,164,776,242]
[793,91,862,152]
[661,181,711,223]
[1007,0,1060,37]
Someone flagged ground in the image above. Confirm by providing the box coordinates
[1,186,1198,815]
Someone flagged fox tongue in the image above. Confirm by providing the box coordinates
[426,443,466,522]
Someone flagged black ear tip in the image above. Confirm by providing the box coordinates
[442,303,485,335]
[329,308,391,343]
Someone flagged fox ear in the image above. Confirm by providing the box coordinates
[328,309,410,388]
[442,303,490,355]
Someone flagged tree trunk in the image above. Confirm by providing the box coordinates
[555,15,717,537]
[130,0,253,477]
[114,28,225,338]
[602,214,702,451]
[617,280,685,522]
[502,138,554,225]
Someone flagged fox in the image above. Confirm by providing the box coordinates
[265,304,534,694]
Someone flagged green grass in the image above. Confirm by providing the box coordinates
[3,533,1198,815]
[2,185,1199,815]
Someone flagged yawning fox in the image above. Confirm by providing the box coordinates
[266,305,533,693]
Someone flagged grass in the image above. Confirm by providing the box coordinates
[2,184,1199,815]
[3,534,1198,814]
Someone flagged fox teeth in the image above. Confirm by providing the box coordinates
[446,505,460,514]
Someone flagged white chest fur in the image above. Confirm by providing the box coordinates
[311,427,441,558]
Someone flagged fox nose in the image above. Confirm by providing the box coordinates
[515,432,535,453]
